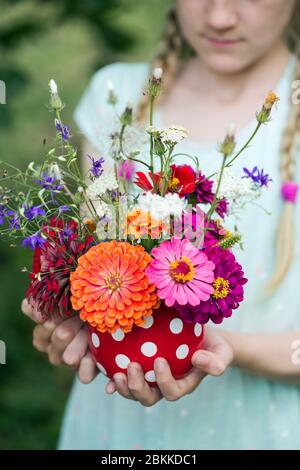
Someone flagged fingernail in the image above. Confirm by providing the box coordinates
[114,375,124,385]
[155,358,165,371]
[106,382,116,394]
[194,354,209,367]
[129,365,138,376]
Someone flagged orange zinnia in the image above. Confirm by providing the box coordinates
[70,241,160,334]
[126,208,166,240]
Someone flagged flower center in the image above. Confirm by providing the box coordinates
[170,257,195,283]
[106,275,122,291]
[213,277,230,299]
[168,177,180,192]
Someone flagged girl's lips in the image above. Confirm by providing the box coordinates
[203,35,243,48]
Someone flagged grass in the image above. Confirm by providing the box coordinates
[0,0,169,450]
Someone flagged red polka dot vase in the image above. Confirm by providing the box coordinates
[88,303,205,387]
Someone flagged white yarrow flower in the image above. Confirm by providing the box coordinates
[213,169,258,202]
[137,192,185,222]
[86,174,118,199]
[147,125,188,145]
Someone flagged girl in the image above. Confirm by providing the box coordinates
[22,0,300,450]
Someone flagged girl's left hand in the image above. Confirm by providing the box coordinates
[105,328,233,406]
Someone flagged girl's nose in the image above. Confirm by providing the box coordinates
[207,0,239,31]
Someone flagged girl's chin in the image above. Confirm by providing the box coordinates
[200,54,252,75]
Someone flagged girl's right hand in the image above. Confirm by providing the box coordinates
[21,298,98,384]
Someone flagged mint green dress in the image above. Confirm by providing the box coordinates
[59,57,300,450]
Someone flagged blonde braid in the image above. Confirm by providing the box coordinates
[266,43,300,294]
[137,7,190,121]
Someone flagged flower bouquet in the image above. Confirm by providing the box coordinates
[0,70,276,386]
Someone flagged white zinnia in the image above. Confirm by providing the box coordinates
[137,192,186,222]
[86,174,118,199]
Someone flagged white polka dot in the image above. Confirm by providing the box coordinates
[281,430,289,439]
[112,328,125,342]
[96,362,107,376]
[170,318,183,334]
[235,400,242,408]
[145,407,153,415]
[180,408,188,417]
[91,333,100,348]
[142,316,154,329]
[145,370,156,382]
[208,428,216,436]
[141,342,157,357]
[176,344,189,359]
[194,323,202,337]
[115,354,130,369]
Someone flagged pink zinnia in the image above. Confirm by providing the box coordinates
[146,238,215,308]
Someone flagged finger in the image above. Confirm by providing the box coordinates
[51,316,84,357]
[32,321,59,352]
[48,344,63,366]
[21,298,43,324]
[113,372,136,400]
[154,358,181,401]
[62,328,89,366]
[127,362,162,406]
[105,380,116,395]
[192,350,227,376]
[175,367,206,394]
[78,352,98,384]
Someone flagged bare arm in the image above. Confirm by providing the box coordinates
[221,329,300,385]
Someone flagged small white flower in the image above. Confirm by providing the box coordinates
[107,79,114,92]
[137,192,185,222]
[153,67,163,80]
[77,186,84,193]
[213,169,257,201]
[86,174,118,199]
[49,79,58,94]
[147,125,188,145]
[227,122,236,137]
[49,163,62,181]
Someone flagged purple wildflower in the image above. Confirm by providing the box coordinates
[55,119,70,141]
[0,206,5,225]
[23,204,46,221]
[8,213,21,231]
[22,233,46,251]
[34,173,63,192]
[88,155,105,178]
[58,205,70,214]
[243,166,272,187]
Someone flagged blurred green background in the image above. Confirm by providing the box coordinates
[0,0,170,450]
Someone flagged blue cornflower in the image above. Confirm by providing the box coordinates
[23,204,46,221]
[88,155,105,178]
[243,166,272,187]
[55,119,70,141]
[22,233,46,251]
[34,173,63,191]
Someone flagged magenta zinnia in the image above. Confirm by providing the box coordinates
[175,246,247,324]
[146,237,215,307]
[26,217,94,319]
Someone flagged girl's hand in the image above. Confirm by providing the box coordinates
[21,298,98,384]
[105,328,233,406]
